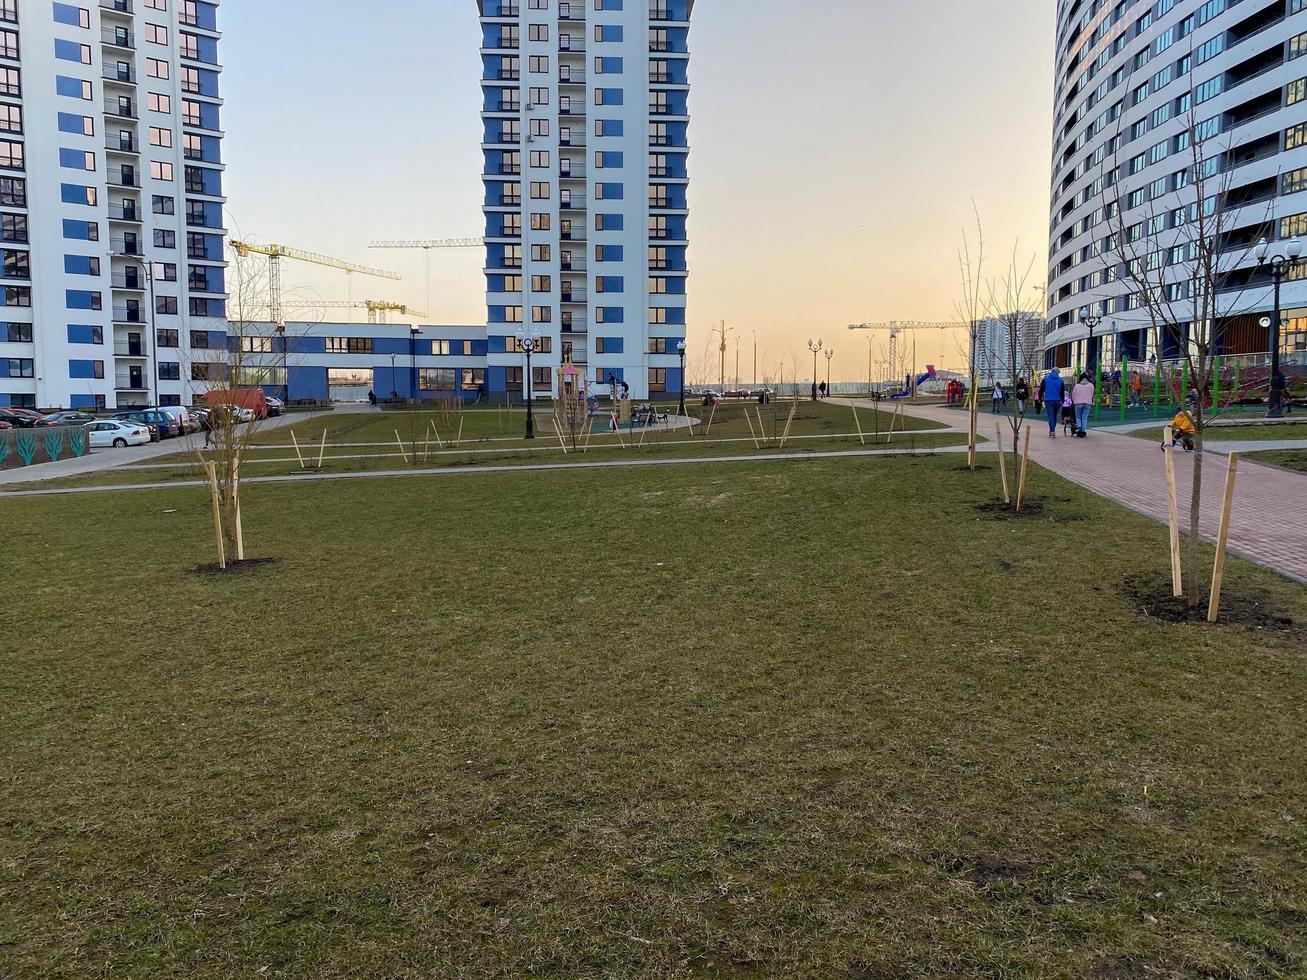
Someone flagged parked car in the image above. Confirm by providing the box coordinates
[157,405,196,436]
[87,419,151,449]
[0,408,40,428]
[36,411,98,427]
[113,409,176,440]
[0,419,11,430]
[264,395,285,417]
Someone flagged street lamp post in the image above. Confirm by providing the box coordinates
[807,338,823,399]
[676,339,687,417]
[518,330,539,439]
[1255,236,1303,419]
[824,348,834,396]
[409,325,420,403]
[1078,306,1101,375]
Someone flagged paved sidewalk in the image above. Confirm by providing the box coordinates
[0,408,335,486]
[840,399,1307,584]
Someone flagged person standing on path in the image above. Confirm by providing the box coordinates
[1072,373,1096,436]
[1014,377,1030,416]
[991,382,1005,413]
[1042,369,1065,437]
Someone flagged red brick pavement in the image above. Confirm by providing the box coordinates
[896,403,1307,584]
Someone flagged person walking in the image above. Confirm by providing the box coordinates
[991,382,1005,414]
[811,381,819,401]
[1014,377,1030,416]
[1072,372,1096,436]
[1042,369,1065,438]
[819,380,828,399]
[200,409,215,449]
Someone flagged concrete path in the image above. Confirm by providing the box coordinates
[836,398,1307,584]
[0,407,338,486]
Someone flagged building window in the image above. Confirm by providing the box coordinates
[649,368,667,392]
[325,337,373,354]
[419,368,457,391]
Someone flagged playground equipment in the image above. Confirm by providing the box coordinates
[890,366,938,399]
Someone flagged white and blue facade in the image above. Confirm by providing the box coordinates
[235,321,490,404]
[1046,0,1307,368]
[479,0,691,402]
[0,0,226,411]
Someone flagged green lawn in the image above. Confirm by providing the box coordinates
[1245,449,1307,473]
[1130,421,1307,443]
[2,457,1305,977]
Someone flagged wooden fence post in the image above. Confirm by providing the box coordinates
[205,461,226,571]
[1015,427,1031,512]
[995,424,1010,504]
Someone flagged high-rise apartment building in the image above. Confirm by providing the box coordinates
[1046,0,1307,367]
[478,0,691,402]
[0,0,226,411]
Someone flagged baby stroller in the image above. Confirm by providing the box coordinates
[1162,409,1196,452]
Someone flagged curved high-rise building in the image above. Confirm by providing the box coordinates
[1046,0,1307,369]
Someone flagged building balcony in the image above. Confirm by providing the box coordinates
[559,195,587,211]
[561,289,587,304]
[107,168,138,188]
[559,71,586,85]
[102,66,136,84]
[111,273,147,290]
[111,236,142,255]
[104,98,136,118]
[106,136,139,154]
[113,344,147,358]
[102,27,134,48]
[112,307,146,323]
[107,204,142,223]
[100,0,133,13]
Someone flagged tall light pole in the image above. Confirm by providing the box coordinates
[676,339,687,417]
[824,348,834,396]
[1078,306,1101,375]
[517,330,539,439]
[807,338,823,399]
[409,325,420,402]
[752,330,757,389]
[1255,236,1302,419]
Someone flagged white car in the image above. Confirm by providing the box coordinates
[87,419,151,449]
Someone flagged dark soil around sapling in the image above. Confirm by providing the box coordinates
[952,463,993,472]
[190,557,279,577]
[1121,573,1299,632]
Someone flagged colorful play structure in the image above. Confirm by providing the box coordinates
[890,366,938,399]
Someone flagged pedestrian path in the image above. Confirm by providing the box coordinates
[838,399,1307,584]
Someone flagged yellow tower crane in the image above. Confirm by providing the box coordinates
[304,301,429,324]
[848,321,961,387]
[231,241,403,329]
[370,239,484,320]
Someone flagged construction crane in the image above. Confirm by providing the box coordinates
[231,241,402,329]
[370,239,484,320]
[305,301,428,324]
[848,321,962,385]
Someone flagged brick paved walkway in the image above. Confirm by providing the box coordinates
[844,400,1307,584]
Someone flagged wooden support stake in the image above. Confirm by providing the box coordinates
[455,416,464,449]
[779,403,797,449]
[205,461,226,571]
[743,407,761,449]
[1163,428,1183,598]
[583,416,594,453]
[553,416,570,454]
[704,401,719,437]
[995,424,1010,504]
[289,430,306,469]
[1015,426,1031,512]
[394,429,410,465]
[1208,453,1240,623]
[851,404,865,446]
[755,406,768,446]
[430,421,445,450]
[614,417,626,448]
[317,429,327,469]
[232,460,244,562]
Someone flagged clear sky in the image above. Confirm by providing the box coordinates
[221,0,1055,381]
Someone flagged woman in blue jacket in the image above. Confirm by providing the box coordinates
[1042,369,1065,437]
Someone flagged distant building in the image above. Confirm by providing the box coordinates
[971,313,1042,383]
[477,0,693,402]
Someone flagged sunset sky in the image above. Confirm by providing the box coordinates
[222,0,1055,381]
